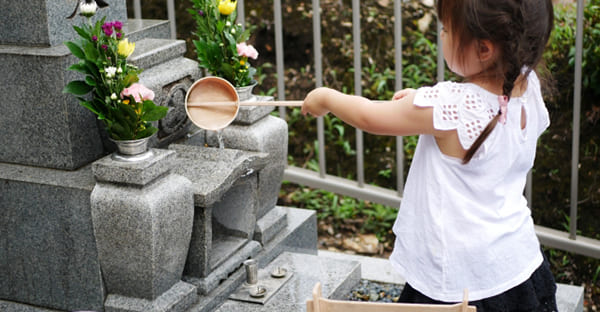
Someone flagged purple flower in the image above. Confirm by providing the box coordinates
[113,21,123,30]
[102,22,114,36]
[198,10,204,16]
[116,32,122,39]
[101,44,108,50]
[92,35,98,42]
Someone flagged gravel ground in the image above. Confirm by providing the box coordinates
[346,279,405,303]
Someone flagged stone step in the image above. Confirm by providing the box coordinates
[129,38,187,71]
[125,19,171,42]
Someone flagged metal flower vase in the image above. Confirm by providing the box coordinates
[235,80,258,102]
[109,135,154,162]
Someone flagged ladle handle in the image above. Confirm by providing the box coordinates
[241,100,304,106]
[186,100,303,107]
[187,100,390,107]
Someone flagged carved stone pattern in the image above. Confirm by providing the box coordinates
[159,81,192,139]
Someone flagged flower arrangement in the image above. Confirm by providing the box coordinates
[63,2,167,141]
[189,0,259,87]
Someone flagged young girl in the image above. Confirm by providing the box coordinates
[301,0,557,311]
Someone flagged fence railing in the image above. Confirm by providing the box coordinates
[132,0,600,259]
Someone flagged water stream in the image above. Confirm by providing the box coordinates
[216,130,225,149]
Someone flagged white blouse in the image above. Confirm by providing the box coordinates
[389,72,550,302]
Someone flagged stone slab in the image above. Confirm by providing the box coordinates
[254,206,288,245]
[0,0,127,46]
[557,284,584,312]
[125,19,171,43]
[233,96,275,125]
[92,148,176,186]
[213,252,362,312]
[0,46,105,170]
[0,163,104,311]
[317,250,406,285]
[206,116,288,218]
[185,241,262,295]
[129,38,187,71]
[0,301,62,312]
[0,18,191,170]
[104,281,198,312]
[211,172,258,240]
[228,267,293,304]
[169,144,269,206]
[185,207,318,312]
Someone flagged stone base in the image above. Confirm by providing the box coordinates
[0,162,103,311]
[184,207,318,312]
[213,252,361,312]
[185,241,262,295]
[104,281,198,312]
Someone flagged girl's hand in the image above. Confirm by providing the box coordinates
[392,88,416,101]
[302,87,332,117]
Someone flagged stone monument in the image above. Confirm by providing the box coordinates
[0,1,361,311]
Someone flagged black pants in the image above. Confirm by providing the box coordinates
[398,256,558,312]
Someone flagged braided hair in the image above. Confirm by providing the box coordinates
[436,0,554,164]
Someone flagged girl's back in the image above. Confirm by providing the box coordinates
[389,71,550,302]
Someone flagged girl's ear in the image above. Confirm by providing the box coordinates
[477,40,496,62]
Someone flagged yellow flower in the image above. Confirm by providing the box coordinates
[240,60,245,65]
[123,99,130,105]
[218,0,237,15]
[117,39,135,57]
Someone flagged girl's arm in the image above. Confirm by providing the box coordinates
[301,87,443,137]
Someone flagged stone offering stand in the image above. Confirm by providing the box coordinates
[0,1,361,311]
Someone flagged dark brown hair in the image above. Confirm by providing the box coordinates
[436,0,554,164]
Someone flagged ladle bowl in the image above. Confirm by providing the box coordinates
[185,77,241,131]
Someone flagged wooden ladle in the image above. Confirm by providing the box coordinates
[184,77,302,131]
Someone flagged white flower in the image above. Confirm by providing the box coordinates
[110,93,118,100]
[117,67,123,74]
[105,66,117,78]
[80,1,97,17]
[226,21,232,27]
[231,28,236,34]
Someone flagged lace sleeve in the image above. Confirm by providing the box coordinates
[414,82,496,150]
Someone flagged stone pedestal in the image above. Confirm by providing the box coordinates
[91,149,197,312]
[205,105,289,219]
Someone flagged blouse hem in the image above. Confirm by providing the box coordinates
[389,252,544,302]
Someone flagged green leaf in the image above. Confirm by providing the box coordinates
[73,26,91,41]
[80,101,100,116]
[83,60,100,79]
[108,122,131,140]
[142,101,168,121]
[122,73,139,87]
[67,62,89,74]
[85,76,96,86]
[64,41,86,59]
[118,103,138,122]
[83,41,99,61]
[135,126,158,139]
[63,80,93,95]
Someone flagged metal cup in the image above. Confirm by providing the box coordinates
[243,259,258,285]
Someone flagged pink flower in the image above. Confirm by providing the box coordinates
[236,42,258,60]
[120,83,155,103]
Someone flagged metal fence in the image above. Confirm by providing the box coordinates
[132,0,599,259]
